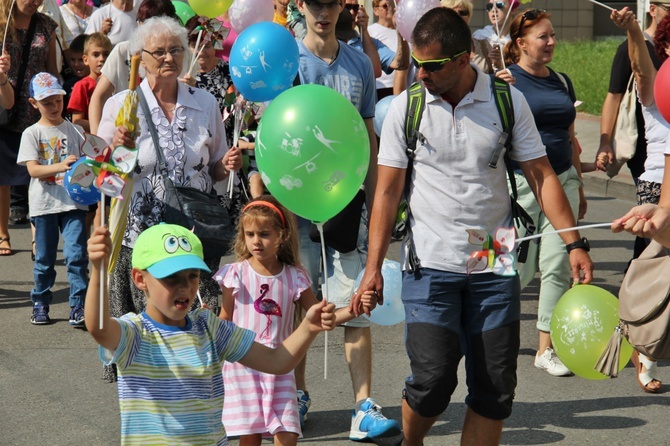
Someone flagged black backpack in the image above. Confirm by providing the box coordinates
[396,75,535,273]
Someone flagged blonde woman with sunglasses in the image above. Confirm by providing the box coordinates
[472,0,517,73]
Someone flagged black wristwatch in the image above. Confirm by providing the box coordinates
[565,237,590,253]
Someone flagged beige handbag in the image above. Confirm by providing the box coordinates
[618,240,670,359]
[607,74,638,178]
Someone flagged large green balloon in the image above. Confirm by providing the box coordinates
[190,0,233,18]
[256,84,370,222]
[172,1,195,25]
[550,284,633,380]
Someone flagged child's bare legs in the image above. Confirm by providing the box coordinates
[238,434,262,446]
[274,431,298,445]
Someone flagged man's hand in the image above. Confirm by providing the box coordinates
[569,249,594,285]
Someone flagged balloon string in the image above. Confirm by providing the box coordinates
[316,222,329,380]
[2,0,15,55]
[516,222,611,243]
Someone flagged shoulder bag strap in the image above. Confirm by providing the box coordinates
[137,87,184,212]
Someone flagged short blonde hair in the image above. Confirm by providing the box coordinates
[441,0,473,16]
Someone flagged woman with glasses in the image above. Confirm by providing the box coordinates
[503,9,584,378]
[96,16,242,377]
[609,7,670,393]
[472,0,517,74]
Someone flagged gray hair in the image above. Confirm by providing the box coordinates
[129,16,189,57]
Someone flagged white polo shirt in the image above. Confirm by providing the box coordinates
[378,64,546,273]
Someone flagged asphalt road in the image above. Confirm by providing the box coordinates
[3,187,670,445]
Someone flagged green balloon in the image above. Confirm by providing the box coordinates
[256,84,370,222]
[172,1,196,25]
[550,284,633,380]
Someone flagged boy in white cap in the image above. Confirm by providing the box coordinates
[17,72,88,326]
[85,221,338,445]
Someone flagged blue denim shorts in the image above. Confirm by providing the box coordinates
[402,268,520,420]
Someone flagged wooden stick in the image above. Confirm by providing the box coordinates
[188,29,203,76]
[585,0,615,11]
[99,188,106,331]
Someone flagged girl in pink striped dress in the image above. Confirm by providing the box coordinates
[215,196,374,445]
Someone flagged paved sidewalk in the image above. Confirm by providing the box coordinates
[576,113,637,202]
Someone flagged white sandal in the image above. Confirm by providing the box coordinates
[633,352,662,394]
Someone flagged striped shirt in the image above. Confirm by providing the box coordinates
[100,309,256,445]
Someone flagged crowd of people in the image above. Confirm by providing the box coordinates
[1,0,669,445]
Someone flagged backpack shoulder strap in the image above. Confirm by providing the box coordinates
[404,81,425,161]
[489,74,515,169]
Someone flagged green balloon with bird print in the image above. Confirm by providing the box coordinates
[255,84,370,222]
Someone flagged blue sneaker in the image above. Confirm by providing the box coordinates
[349,397,401,441]
[297,390,311,429]
[30,304,51,325]
[69,305,85,327]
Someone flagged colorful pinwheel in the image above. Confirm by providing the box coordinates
[466,227,517,276]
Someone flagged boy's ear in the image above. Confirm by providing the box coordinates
[132,268,148,291]
[28,98,38,109]
[82,54,89,65]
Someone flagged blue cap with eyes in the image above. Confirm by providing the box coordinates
[131,223,211,279]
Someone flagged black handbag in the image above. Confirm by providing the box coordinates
[0,15,36,127]
[137,88,235,258]
[309,189,365,253]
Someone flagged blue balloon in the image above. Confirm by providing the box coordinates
[63,157,100,206]
[355,259,406,325]
[229,21,299,102]
[373,94,397,137]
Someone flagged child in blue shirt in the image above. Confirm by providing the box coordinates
[86,220,338,445]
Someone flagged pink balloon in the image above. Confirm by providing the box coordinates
[216,17,239,61]
[396,0,442,42]
[228,0,275,33]
[654,59,670,125]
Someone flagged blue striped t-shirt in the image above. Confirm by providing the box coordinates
[100,309,256,445]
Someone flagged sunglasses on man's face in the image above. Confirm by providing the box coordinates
[486,1,505,12]
[344,3,360,13]
[411,50,467,72]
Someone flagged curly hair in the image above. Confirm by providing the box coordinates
[654,14,670,63]
[233,195,302,268]
[503,9,552,66]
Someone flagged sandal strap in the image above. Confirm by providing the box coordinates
[0,236,10,244]
[638,353,660,386]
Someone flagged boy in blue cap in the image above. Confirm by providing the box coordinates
[86,220,337,445]
[17,72,88,326]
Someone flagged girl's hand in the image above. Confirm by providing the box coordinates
[495,68,516,85]
[359,290,378,316]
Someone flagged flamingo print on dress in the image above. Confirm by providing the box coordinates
[254,283,282,338]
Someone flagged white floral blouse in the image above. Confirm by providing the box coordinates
[97,79,228,248]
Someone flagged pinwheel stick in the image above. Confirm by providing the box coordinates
[315,222,329,380]
[585,0,614,11]
[227,102,246,199]
[515,222,611,243]
[100,189,106,330]
[188,29,203,77]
